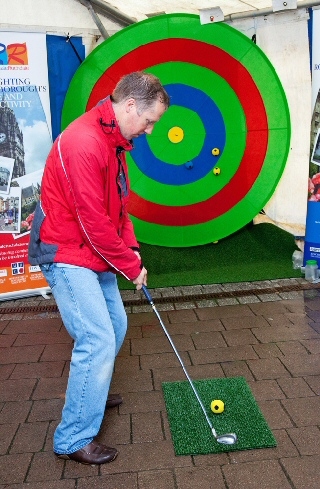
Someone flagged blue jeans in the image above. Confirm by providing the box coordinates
[40,263,127,454]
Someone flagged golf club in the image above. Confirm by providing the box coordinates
[142,285,237,446]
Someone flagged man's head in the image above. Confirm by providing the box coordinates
[111,71,170,140]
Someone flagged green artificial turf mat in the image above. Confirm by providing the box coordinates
[118,223,301,289]
[162,377,277,455]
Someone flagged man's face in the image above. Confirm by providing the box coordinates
[120,98,167,140]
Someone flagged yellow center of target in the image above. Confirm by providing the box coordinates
[168,126,184,143]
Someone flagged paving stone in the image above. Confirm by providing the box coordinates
[221,329,259,346]
[0,334,17,347]
[131,334,194,355]
[140,351,190,370]
[174,466,226,489]
[98,410,131,445]
[128,312,163,327]
[0,320,9,332]
[195,304,254,321]
[138,469,175,489]
[247,357,290,380]
[0,378,37,401]
[281,353,320,376]
[276,340,309,356]
[114,355,140,372]
[110,369,154,394]
[263,313,294,327]
[0,364,15,380]
[248,302,293,315]
[286,426,320,455]
[100,440,191,474]
[0,452,33,484]
[62,459,99,479]
[259,400,294,429]
[3,481,76,489]
[152,364,224,391]
[0,423,18,454]
[0,401,32,424]
[277,377,316,398]
[252,343,283,358]
[281,397,320,426]
[300,338,320,354]
[167,309,198,323]
[13,331,72,347]
[168,319,225,335]
[77,473,138,489]
[222,459,292,489]
[119,391,165,414]
[304,375,320,395]
[228,429,299,464]
[11,361,66,380]
[1,345,44,364]
[190,345,258,365]
[248,379,286,401]
[191,331,227,349]
[192,452,229,466]
[32,378,67,400]
[28,399,64,422]
[40,344,73,362]
[220,361,255,381]
[174,301,197,310]
[252,324,318,343]
[10,421,49,453]
[281,455,320,489]
[26,451,64,482]
[2,318,62,334]
[220,315,271,330]
[132,412,164,443]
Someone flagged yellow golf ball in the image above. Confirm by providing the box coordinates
[213,167,221,175]
[211,399,225,414]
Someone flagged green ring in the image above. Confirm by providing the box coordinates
[127,61,246,206]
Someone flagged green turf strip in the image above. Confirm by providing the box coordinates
[118,223,301,289]
[162,377,277,455]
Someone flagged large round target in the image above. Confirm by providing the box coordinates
[62,13,291,247]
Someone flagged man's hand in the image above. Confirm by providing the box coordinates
[133,267,147,290]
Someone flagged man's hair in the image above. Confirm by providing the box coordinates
[111,71,170,114]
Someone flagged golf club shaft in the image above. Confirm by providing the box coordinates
[141,285,215,433]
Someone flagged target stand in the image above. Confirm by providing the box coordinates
[62,14,291,247]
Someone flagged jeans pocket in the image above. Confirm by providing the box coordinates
[40,263,56,289]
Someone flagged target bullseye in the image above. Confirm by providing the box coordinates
[168,126,184,143]
[62,13,291,247]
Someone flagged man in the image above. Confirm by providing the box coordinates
[28,71,170,465]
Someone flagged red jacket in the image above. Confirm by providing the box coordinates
[28,97,142,281]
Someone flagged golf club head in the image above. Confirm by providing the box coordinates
[216,433,237,445]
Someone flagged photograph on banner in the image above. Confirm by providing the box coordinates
[11,168,43,238]
[311,128,320,166]
[0,155,14,194]
[0,185,21,233]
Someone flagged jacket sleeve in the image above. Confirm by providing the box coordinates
[58,132,142,281]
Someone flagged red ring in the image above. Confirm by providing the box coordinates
[88,39,268,226]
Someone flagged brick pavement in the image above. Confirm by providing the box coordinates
[0,282,319,488]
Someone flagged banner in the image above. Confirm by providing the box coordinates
[0,32,52,300]
[304,8,320,265]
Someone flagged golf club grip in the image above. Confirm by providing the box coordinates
[142,285,153,304]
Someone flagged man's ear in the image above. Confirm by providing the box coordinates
[125,98,136,113]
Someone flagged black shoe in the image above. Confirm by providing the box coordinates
[55,440,118,465]
[106,393,123,408]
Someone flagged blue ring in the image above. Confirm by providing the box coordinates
[131,84,226,185]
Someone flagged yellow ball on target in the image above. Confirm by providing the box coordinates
[213,167,221,176]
